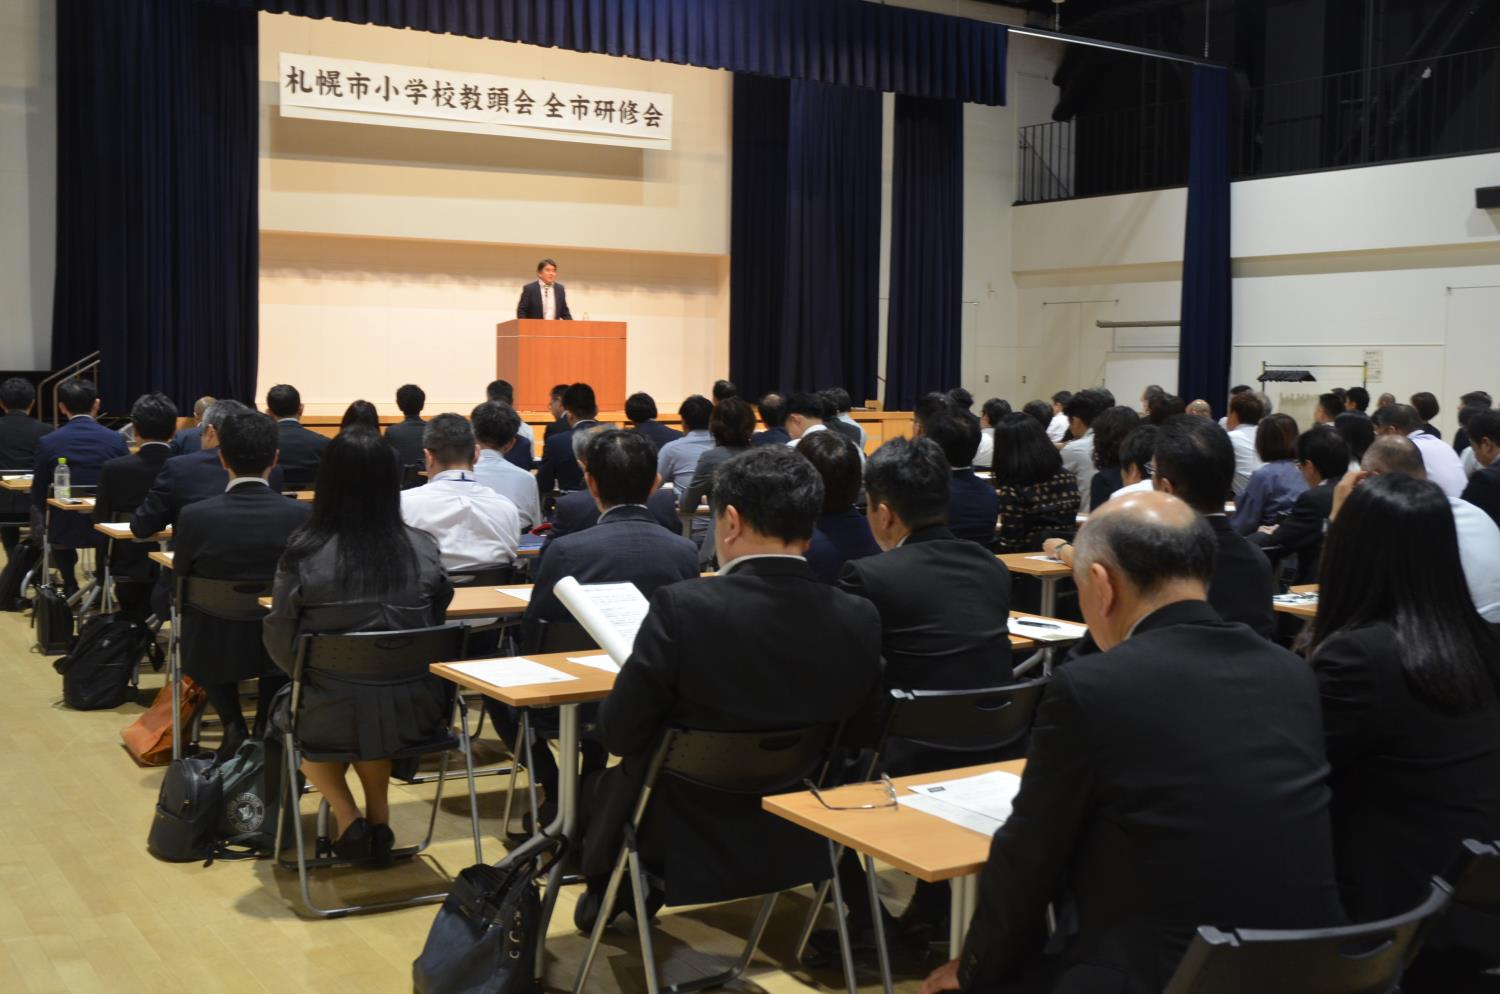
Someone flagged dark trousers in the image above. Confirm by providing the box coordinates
[0,525,19,555]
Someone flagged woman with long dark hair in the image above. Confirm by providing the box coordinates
[1308,473,1500,987]
[1333,412,1374,470]
[991,413,1079,553]
[339,399,381,434]
[263,429,454,864]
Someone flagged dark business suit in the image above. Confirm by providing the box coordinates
[536,418,598,494]
[949,468,1002,548]
[94,443,172,585]
[631,420,683,453]
[751,426,790,447]
[826,417,862,448]
[275,419,329,491]
[131,448,287,538]
[32,416,129,554]
[585,556,882,905]
[1089,466,1124,509]
[1253,478,1336,585]
[1205,514,1276,639]
[958,600,1345,994]
[173,482,311,686]
[548,488,681,543]
[384,416,426,467]
[169,425,203,455]
[1311,621,1500,967]
[838,525,1012,691]
[543,417,569,441]
[515,280,573,320]
[1462,464,1500,532]
[0,410,51,546]
[503,434,534,471]
[805,507,880,584]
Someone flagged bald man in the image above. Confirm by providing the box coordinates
[1335,435,1500,623]
[923,492,1344,994]
[1185,398,1213,419]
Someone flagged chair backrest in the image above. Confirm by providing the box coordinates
[178,576,274,622]
[1163,879,1452,994]
[448,562,516,587]
[1447,839,1500,913]
[658,725,839,796]
[400,463,424,490]
[527,618,598,655]
[882,677,1051,753]
[294,623,469,682]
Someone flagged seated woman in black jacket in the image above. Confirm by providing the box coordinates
[263,429,454,864]
[1307,473,1500,989]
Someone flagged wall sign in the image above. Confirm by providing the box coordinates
[278,53,674,150]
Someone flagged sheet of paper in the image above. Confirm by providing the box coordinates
[1273,593,1319,605]
[497,586,533,603]
[1025,554,1066,565]
[554,577,650,664]
[898,792,1005,837]
[1008,616,1087,641]
[447,657,578,688]
[907,770,1023,823]
[567,653,621,674]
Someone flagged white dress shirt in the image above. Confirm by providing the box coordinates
[1046,412,1069,444]
[1451,496,1500,623]
[975,427,995,470]
[517,419,534,444]
[1227,423,1264,497]
[541,281,557,320]
[1410,431,1467,498]
[1060,430,1096,512]
[400,468,520,570]
[473,448,542,530]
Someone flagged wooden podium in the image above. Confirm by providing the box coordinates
[495,319,627,410]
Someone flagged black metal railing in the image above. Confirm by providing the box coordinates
[1017,44,1500,203]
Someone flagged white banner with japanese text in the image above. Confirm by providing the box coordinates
[278,53,674,150]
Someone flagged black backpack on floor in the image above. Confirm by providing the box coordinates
[0,541,39,612]
[32,583,73,654]
[212,733,287,858]
[147,753,223,863]
[53,614,151,710]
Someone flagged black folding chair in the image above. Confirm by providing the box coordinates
[447,561,517,587]
[172,574,274,758]
[1448,839,1500,912]
[572,724,841,994]
[271,623,483,918]
[399,463,424,490]
[1163,879,1451,994]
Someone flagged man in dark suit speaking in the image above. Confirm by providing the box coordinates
[516,258,573,320]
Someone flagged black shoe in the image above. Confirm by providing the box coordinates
[802,920,930,971]
[214,723,248,763]
[370,823,395,868]
[332,818,372,862]
[508,800,558,842]
[574,885,606,933]
[572,874,663,933]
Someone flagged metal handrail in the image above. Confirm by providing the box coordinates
[40,352,101,426]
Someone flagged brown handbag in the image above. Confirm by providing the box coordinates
[122,676,207,766]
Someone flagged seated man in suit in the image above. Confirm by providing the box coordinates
[168,395,214,455]
[512,429,701,823]
[133,399,286,538]
[536,382,599,495]
[625,392,682,453]
[265,383,329,491]
[751,393,789,447]
[822,388,864,449]
[31,378,129,595]
[549,426,682,541]
[485,379,535,470]
[384,383,428,468]
[400,413,519,571]
[655,394,714,491]
[94,393,177,619]
[470,400,541,531]
[1461,408,1500,530]
[1147,415,1276,638]
[577,445,883,930]
[920,491,1346,994]
[800,431,880,584]
[786,391,865,464]
[173,411,311,756]
[917,404,1000,548]
[0,376,52,558]
[1253,427,1351,584]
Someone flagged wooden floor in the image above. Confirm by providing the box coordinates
[0,608,933,994]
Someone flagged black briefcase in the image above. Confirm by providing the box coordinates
[32,583,73,654]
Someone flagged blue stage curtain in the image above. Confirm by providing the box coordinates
[53,0,260,411]
[728,75,789,399]
[885,95,964,411]
[777,80,881,400]
[1177,66,1232,417]
[207,0,1007,105]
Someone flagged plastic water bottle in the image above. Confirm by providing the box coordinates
[54,457,70,500]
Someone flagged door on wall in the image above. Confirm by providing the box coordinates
[1444,285,1500,441]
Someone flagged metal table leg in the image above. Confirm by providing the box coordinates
[948,875,978,953]
[1040,577,1059,618]
[535,701,578,977]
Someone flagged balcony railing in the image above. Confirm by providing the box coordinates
[1017,44,1500,204]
